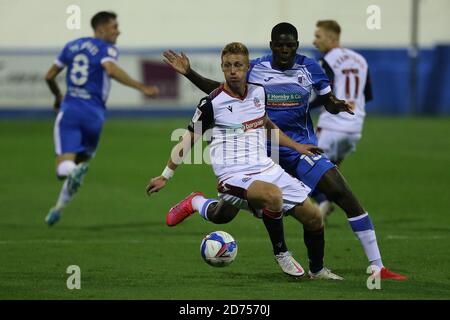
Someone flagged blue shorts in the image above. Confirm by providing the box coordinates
[53,104,105,156]
[279,153,335,191]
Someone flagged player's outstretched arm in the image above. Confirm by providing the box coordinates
[321,92,354,115]
[102,61,159,97]
[265,117,323,156]
[146,130,200,195]
[163,50,220,94]
[44,64,64,112]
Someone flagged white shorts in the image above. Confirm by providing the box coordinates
[317,128,362,163]
[217,164,311,217]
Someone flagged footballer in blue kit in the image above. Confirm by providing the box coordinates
[248,53,336,189]
[44,11,159,226]
[54,36,116,156]
[162,22,406,280]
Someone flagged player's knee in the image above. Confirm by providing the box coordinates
[262,186,283,209]
[304,207,323,231]
[311,214,324,231]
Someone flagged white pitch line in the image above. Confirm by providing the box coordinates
[0,239,148,245]
[384,234,447,240]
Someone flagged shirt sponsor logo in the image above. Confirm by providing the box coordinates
[67,86,91,99]
[242,115,265,131]
[266,93,303,107]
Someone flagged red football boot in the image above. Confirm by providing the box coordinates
[166,192,204,227]
[370,265,407,281]
[380,267,407,281]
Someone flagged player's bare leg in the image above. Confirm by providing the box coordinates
[317,167,407,280]
[313,159,343,219]
[318,159,343,220]
[321,160,343,218]
[246,181,305,277]
[203,200,239,224]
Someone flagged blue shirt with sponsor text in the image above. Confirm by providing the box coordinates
[247,54,331,147]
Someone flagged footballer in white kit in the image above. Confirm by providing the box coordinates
[311,20,374,218]
[188,83,311,215]
[148,42,344,279]
[314,40,373,164]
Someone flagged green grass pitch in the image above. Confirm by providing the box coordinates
[1,116,450,299]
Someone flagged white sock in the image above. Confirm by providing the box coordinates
[57,160,76,177]
[55,179,74,211]
[192,195,208,212]
[192,195,218,221]
[348,213,384,268]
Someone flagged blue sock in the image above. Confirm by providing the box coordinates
[348,213,383,267]
[199,199,218,221]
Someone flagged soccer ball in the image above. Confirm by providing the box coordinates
[200,231,238,267]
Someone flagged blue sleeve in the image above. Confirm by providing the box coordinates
[307,58,331,96]
[55,44,70,68]
[100,45,120,64]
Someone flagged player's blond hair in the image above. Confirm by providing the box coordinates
[221,42,249,61]
[316,20,341,37]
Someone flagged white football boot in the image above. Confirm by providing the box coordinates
[275,251,305,277]
[308,267,344,280]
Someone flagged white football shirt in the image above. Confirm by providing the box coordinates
[317,48,372,133]
[188,83,274,181]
